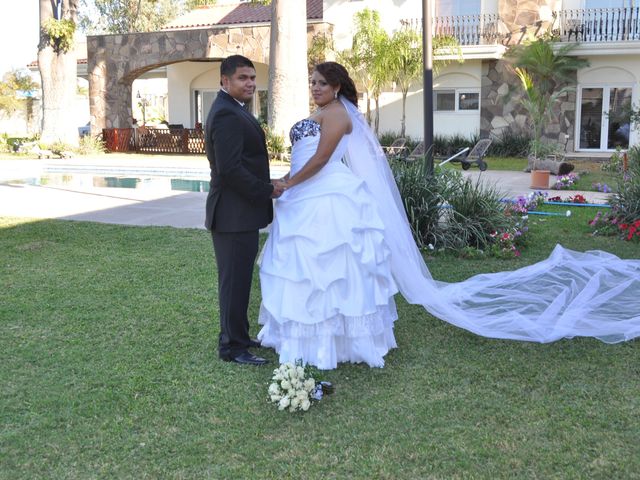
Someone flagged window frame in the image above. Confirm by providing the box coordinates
[433,88,480,113]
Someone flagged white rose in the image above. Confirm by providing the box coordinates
[272,372,283,381]
[278,396,290,410]
[281,380,291,390]
[301,399,311,411]
[270,394,282,402]
[268,383,280,395]
[296,390,308,402]
[290,397,300,409]
[304,379,315,391]
[296,366,305,377]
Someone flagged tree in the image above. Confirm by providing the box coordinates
[337,9,388,126]
[38,0,80,145]
[185,0,216,8]
[79,0,183,34]
[266,0,309,143]
[0,70,39,117]
[506,36,588,96]
[514,67,570,161]
[387,28,460,138]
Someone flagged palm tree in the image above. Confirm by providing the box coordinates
[514,67,571,161]
[387,29,460,138]
[507,37,588,94]
[506,37,588,164]
[266,0,309,143]
[337,9,388,126]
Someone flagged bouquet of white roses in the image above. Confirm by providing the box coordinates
[268,360,318,412]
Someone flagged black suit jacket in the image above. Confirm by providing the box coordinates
[204,90,274,232]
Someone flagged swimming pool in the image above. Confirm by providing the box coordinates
[2,165,212,193]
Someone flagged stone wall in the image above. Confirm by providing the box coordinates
[480,59,576,153]
[499,0,561,44]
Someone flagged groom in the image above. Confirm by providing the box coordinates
[205,55,283,366]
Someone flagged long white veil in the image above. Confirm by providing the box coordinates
[340,96,640,344]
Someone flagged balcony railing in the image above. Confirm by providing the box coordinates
[557,7,640,42]
[402,7,640,46]
[401,13,506,46]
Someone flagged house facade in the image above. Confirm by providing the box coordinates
[87,0,640,155]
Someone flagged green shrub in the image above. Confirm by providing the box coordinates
[378,131,400,147]
[601,147,625,173]
[77,134,106,155]
[391,159,522,253]
[433,133,479,157]
[392,160,456,249]
[489,128,531,157]
[261,123,289,161]
[443,176,514,250]
[610,146,640,224]
[0,133,9,153]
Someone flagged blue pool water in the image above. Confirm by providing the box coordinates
[5,172,211,193]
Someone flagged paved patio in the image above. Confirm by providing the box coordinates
[0,155,612,229]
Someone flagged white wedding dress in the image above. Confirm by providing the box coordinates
[259,99,640,370]
[258,119,399,369]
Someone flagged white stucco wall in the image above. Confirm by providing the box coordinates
[372,60,482,139]
[166,61,269,128]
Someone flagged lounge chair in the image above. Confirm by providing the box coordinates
[439,138,492,171]
[405,141,425,162]
[382,137,408,160]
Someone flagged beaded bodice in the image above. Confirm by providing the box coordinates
[289,118,321,145]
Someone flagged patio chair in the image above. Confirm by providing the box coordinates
[382,137,408,160]
[440,138,492,171]
[405,141,425,162]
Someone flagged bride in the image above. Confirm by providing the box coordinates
[258,62,640,370]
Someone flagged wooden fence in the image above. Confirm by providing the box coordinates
[103,127,206,154]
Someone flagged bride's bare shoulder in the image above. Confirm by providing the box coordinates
[317,102,351,131]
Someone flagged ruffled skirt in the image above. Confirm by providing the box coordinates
[258,161,399,370]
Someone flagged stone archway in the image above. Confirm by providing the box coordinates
[87,23,330,135]
[87,26,272,134]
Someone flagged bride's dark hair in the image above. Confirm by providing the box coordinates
[314,62,358,107]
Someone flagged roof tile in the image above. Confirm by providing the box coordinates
[163,0,323,30]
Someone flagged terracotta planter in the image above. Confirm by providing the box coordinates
[530,169,550,189]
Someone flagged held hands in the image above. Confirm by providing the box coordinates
[270,179,289,198]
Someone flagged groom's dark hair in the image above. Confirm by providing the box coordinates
[220,55,255,83]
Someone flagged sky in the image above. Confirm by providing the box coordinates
[0,1,41,76]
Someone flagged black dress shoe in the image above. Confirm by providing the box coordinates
[222,351,269,366]
[248,338,262,348]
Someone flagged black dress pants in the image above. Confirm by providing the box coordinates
[212,230,259,358]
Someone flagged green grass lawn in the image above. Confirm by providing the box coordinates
[1,213,639,479]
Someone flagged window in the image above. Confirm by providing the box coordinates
[577,85,632,150]
[434,89,480,112]
[436,0,481,16]
[584,0,633,8]
[459,92,479,110]
[435,90,455,111]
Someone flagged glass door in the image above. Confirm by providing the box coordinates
[607,87,632,149]
[577,86,632,150]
